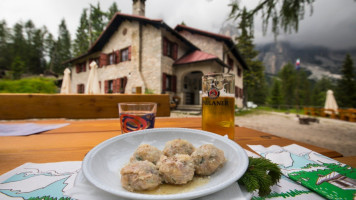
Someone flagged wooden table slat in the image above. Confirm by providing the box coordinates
[0,117,346,175]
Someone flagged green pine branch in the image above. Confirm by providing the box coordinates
[238,157,282,197]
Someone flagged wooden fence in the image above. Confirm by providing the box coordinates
[304,107,356,122]
[0,94,171,120]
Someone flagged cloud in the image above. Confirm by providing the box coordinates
[0,0,355,50]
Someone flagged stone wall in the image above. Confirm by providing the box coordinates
[178,30,224,59]
[71,21,164,94]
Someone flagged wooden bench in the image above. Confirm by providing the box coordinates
[0,94,171,120]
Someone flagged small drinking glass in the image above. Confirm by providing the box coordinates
[118,102,157,134]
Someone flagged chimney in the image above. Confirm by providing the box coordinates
[132,0,146,16]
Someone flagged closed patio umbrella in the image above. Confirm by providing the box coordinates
[324,90,338,114]
[60,68,71,94]
[85,61,101,94]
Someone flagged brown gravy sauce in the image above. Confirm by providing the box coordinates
[137,176,210,195]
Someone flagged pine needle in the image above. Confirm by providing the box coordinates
[238,157,282,197]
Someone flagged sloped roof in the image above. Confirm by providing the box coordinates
[174,50,218,65]
[174,25,248,70]
[64,13,199,64]
[174,50,229,68]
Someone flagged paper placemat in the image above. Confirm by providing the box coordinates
[0,123,70,136]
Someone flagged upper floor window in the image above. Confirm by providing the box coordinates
[108,52,115,65]
[90,57,100,68]
[163,37,178,60]
[76,62,86,73]
[237,66,242,77]
[228,57,234,69]
[121,48,129,62]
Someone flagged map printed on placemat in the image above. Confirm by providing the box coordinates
[248,144,356,200]
[0,162,81,200]
[245,149,324,200]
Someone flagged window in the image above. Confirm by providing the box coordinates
[162,73,176,92]
[105,77,127,94]
[119,78,125,93]
[120,46,131,62]
[90,57,100,67]
[121,48,129,62]
[163,37,178,60]
[108,53,115,65]
[166,75,172,91]
[228,57,234,69]
[237,67,242,77]
[77,84,85,94]
[108,80,114,93]
[76,62,86,73]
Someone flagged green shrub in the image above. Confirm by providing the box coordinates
[0,77,58,93]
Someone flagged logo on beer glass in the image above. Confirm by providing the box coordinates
[208,88,220,99]
[120,113,155,132]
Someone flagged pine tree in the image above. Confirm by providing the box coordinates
[106,2,120,21]
[229,0,315,37]
[236,8,267,105]
[269,78,283,108]
[89,2,105,45]
[31,28,47,74]
[278,63,296,106]
[0,20,11,71]
[336,54,356,108]
[11,22,27,74]
[53,19,71,74]
[73,9,90,56]
[44,33,56,73]
[311,77,335,106]
[10,56,25,79]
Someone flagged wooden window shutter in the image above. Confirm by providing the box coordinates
[112,79,117,93]
[115,50,120,63]
[116,78,121,93]
[76,64,80,73]
[100,53,107,67]
[172,75,177,92]
[128,46,132,61]
[123,76,128,93]
[172,43,178,60]
[163,38,168,56]
[162,73,167,92]
[83,63,86,72]
[235,86,238,98]
[77,84,80,93]
[104,80,109,93]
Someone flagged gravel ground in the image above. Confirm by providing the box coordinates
[170,111,356,156]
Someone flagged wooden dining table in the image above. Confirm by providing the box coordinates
[0,117,355,175]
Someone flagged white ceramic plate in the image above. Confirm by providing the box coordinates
[82,128,249,200]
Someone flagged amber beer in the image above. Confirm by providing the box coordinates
[202,96,235,139]
[202,73,235,140]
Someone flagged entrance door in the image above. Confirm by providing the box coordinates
[183,71,203,105]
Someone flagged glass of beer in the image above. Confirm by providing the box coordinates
[202,73,235,140]
[118,102,157,134]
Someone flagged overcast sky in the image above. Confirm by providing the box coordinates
[0,0,355,50]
